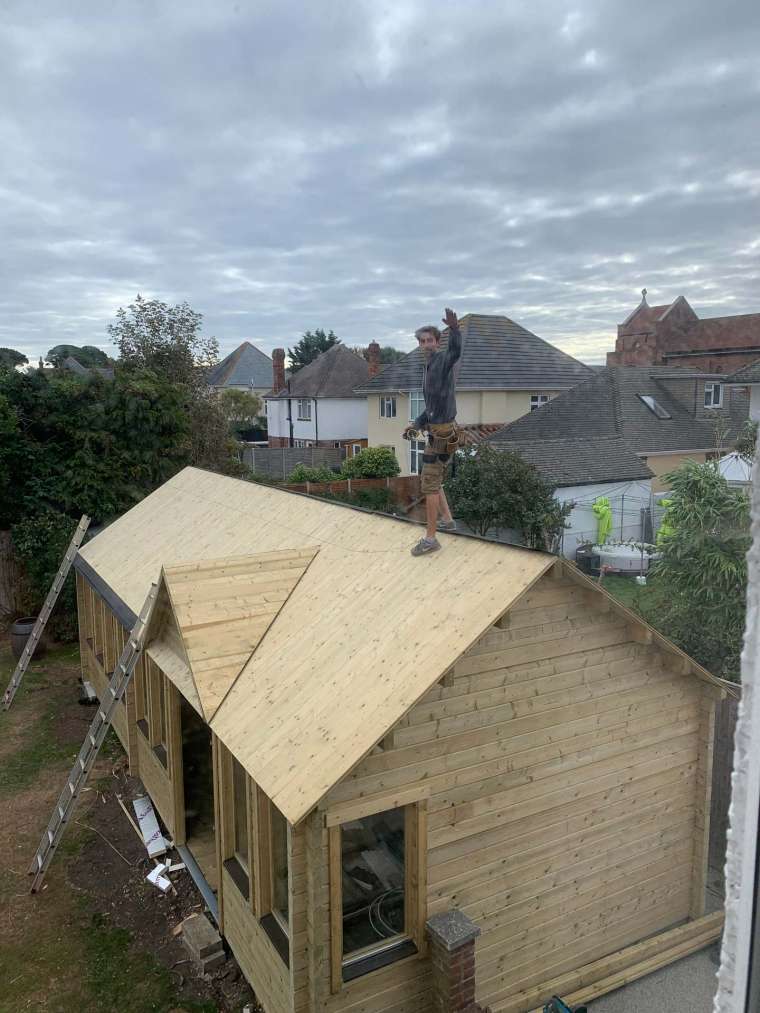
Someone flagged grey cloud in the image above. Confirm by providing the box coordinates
[0,0,758,363]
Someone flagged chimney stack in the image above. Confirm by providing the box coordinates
[367,341,381,378]
[272,348,286,392]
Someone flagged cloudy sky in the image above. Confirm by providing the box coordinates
[1,0,758,365]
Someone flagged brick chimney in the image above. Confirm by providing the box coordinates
[367,341,381,378]
[272,348,286,393]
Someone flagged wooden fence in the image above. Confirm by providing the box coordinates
[240,445,346,479]
[709,691,741,873]
[0,531,24,621]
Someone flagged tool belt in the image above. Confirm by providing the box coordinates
[427,422,460,457]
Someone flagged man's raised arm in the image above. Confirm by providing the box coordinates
[442,307,462,368]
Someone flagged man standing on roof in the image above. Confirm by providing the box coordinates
[403,307,462,556]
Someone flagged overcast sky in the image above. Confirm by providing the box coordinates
[1,1,758,366]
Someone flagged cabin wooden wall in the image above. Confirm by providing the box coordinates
[315,570,709,1013]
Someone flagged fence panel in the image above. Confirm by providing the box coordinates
[240,445,346,479]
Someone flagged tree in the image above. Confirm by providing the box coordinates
[650,459,749,681]
[46,344,109,368]
[288,329,339,373]
[0,348,28,370]
[736,419,758,462]
[352,345,406,364]
[219,388,263,433]
[108,294,218,385]
[109,295,240,474]
[446,444,571,549]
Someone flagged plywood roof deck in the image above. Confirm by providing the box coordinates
[79,468,554,822]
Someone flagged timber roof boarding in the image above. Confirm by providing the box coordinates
[77,467,731,827]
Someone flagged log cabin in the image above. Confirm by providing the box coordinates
[72,466,731,1012]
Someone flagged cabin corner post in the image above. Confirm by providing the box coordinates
[426,910,489,1013]
[691,689,719,919]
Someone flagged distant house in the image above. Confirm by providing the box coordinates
[607,291,760,373]
[726,358,760,422]
[265,343,376,452]
[487,365,748,494]
[355,313,594,476]
[207,341,274,400]
[487,433,654,557]
[62,356,114,380]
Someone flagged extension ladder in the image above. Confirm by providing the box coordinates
[29,583,158,893]
[3,514,90,710]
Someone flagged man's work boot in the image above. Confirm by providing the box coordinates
[411,537,441,556]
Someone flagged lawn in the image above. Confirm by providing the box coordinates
[600,572,667,626]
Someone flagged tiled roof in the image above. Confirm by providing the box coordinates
[207,341,274,389]
[488,366,749,455]
[268,343,368,398]
[62,356,114,380]
[487,435,653,487]
[726,358,760,384]
[355,313,593,393]
[458,424,505,446]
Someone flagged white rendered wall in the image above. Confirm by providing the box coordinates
[713,452,760,1012]
[265,397,367,442]
[750,386,760,423]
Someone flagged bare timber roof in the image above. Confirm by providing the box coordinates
[78,467,553,824]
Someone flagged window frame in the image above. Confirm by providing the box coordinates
[328,800,427,993]
[352,443,362,457]
[704,382,723,409]
[220,746,253,900]
[408,389,424,421]
[296,398,312,421]
[530,392,550,411]
[145,659,169,768]
[409,438,426,475]
[379,396,397,419]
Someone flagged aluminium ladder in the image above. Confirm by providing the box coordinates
[2,514,90,710]
[28,582,158,893]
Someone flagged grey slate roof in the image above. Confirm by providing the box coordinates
[268,343,369,399]
[488,366,749,455]
[62,356,114,380]
[487,436,653,487]
[207,341,273,389]
[726,359,760,384]
[354,313,594,393]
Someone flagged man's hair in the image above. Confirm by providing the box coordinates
[415,325,441,342]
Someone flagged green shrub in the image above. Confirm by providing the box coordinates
[11,510,80,640]
[287,463,338,484]
[340,446,400,479]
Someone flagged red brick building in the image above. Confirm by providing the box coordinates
[607,291,760,372]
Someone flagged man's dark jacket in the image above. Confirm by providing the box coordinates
[413,324,462,429]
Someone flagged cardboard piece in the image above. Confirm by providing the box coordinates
[133,795,168,857]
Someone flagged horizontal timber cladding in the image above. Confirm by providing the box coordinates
[320,574,705,1013]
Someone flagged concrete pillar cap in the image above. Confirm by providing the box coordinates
[426,910,481,951]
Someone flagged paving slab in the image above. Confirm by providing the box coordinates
[589,944,720,1012]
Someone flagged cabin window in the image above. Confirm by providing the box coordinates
[135,658,149,734]
[146,663,169,768]
[221,747,252,900]
[255,792,291,964]
[329,802,426,990]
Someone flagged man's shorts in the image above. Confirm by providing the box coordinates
[420,422,458,495]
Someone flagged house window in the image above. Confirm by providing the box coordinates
[329,803,425,990]
[530,393,550,411]
[297,398,312,421]
[380,396,397,418]
[705,382,723,408]
[293,439,306,448]
[638,394,672,419]
[352,444,362,457]
[409,390,424,421]
[410,438,425,474]
[334,441,341,448]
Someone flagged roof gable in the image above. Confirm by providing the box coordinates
[270,343,369,398]
[151,549,318,721]
[207,341,274,389]
[356,313,593,393]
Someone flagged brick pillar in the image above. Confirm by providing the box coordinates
[367,341,381,378]
[426,911,489,1013]
[272,348,286,393]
